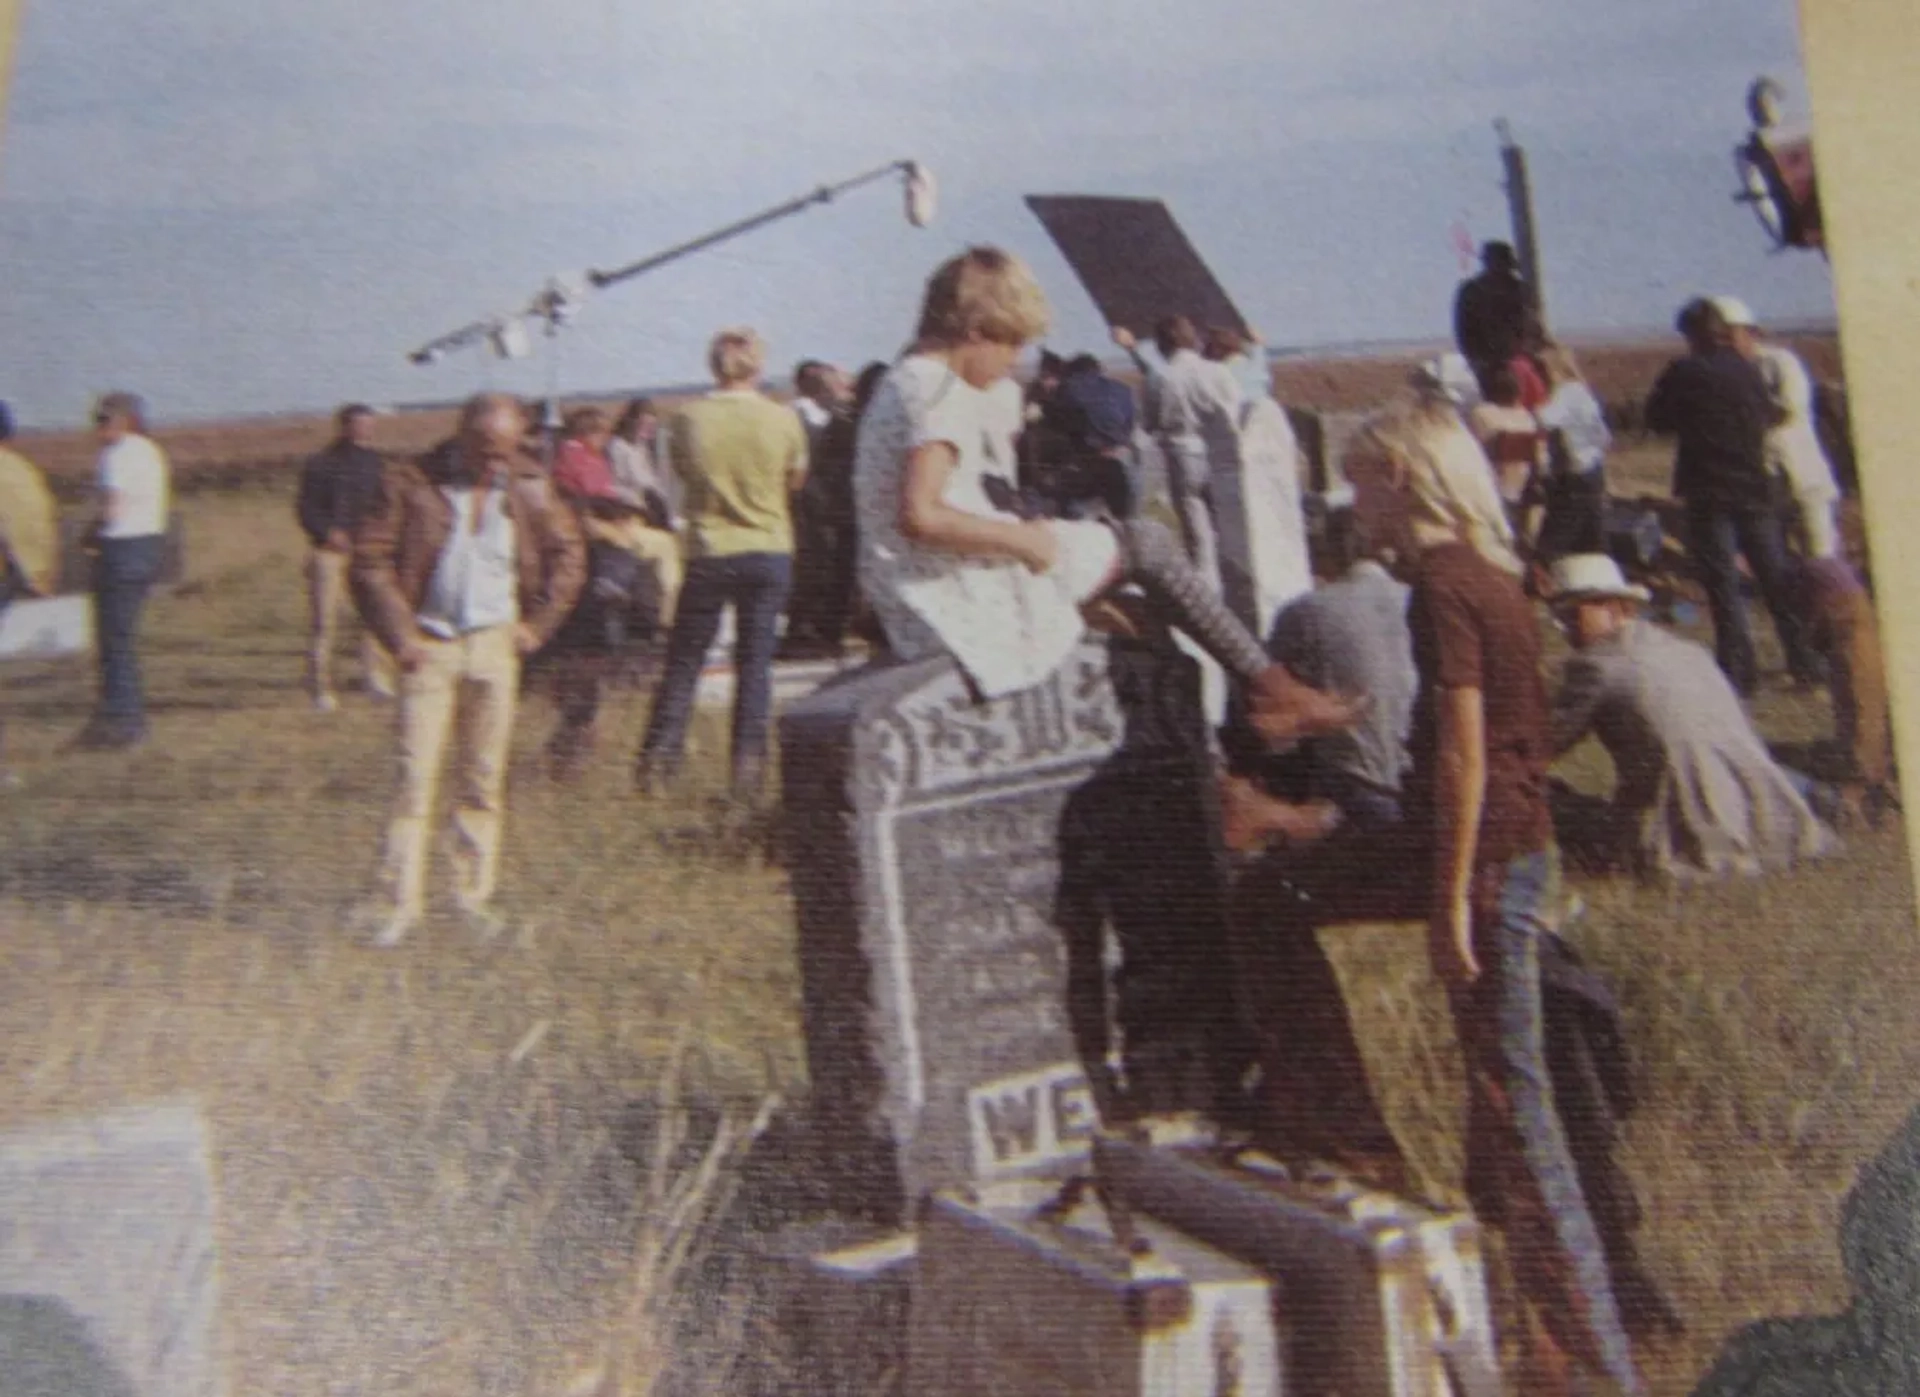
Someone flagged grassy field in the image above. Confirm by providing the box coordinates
[1,433,1915,1394]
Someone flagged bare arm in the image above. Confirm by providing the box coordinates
[900,441,1054,573]
[1430,685,1488,986]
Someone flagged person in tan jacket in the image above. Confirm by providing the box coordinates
[349,392,585,947]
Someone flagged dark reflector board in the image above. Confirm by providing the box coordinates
[1025,195,1246,339]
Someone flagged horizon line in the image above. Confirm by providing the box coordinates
[9,318,1843,435]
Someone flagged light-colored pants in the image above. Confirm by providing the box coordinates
[373,624,520,924]
[1790,486,1842,560]
[585,516,684,627]
[306,548,396,699]
[1163,438,1222,597]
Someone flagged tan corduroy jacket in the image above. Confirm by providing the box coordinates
[350,439,585,657]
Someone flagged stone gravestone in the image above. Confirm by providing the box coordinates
[0,1100,222,1397]
[0,595,92,663]
[780,636,1249,1225]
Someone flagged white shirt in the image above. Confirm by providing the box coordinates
[1133,344,1241,447]
[416,486,519,638]
[793,397,834,433]
[1755,344,1840,502]
[97,434,171,539]
[853,355,1116,698]
[1537,381,1612,476]
[608,435,679,526]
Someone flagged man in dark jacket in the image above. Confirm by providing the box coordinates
[1645,298,1820,693]
[296,403,393,710]
[1045,353,1140,519]
[1453,241,1542,382]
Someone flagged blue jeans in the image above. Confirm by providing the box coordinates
[93,534,165,730]
[1232,839,1643,1393]
[1684,498,1819,692]
[639,552,792,773]
[1456,852,1643,1393]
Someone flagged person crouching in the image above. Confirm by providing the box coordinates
[1546,552,1837,880]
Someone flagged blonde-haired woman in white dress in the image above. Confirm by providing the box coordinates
[853,246,1357,743]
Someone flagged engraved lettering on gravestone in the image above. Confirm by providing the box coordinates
[784,641,1228,1215]
[968,1063,1098,1176]
[870,654,1125,800]
[1010,681,1073,762]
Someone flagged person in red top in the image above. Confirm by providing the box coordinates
[544,407,659,779]
[1467,360,1548,548]
[1223,394,1645,1395]
[550,408,621,501]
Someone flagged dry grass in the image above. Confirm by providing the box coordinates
[0,428,1914,1394]
[0,483,806,1395]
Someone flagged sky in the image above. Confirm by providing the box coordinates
[0,0,1836,427]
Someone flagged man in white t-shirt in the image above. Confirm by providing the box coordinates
[74,391,171,749]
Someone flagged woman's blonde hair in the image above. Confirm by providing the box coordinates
[1343,391,1524,575]
[708,328,766,385]
[915,246,1052,347]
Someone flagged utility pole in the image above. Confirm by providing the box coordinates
[1495,119,1546,329]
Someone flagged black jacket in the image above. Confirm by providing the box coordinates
[296,441,387,547]
[1645,347,1777,508]
[1453,270,1540,366]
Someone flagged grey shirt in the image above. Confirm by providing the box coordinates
[1551,618,1836,878]
[1267,560,1417,792]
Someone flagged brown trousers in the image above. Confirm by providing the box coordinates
[1812,585,1891,788]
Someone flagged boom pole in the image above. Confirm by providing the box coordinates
[589,160,923,289]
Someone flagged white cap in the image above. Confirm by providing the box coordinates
[1548,553,1651,604]
[1412,352,1482,412]
[1712,295,1759,329]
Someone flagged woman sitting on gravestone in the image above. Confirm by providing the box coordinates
[851,245,1357,743]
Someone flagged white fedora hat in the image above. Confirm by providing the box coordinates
[1548,553,1651,604]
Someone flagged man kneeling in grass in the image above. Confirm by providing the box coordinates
[1546,552,1837,882]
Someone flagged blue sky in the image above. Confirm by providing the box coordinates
[0,0,1834,427]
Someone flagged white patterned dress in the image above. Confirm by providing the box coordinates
[853,355,1120,698]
